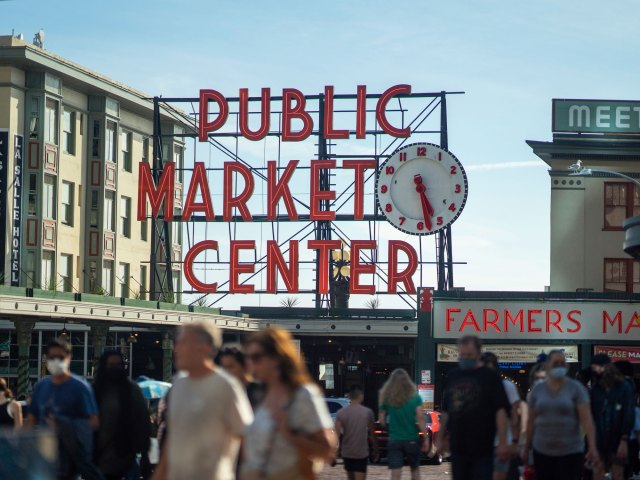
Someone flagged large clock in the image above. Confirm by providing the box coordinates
[375,142,468,235]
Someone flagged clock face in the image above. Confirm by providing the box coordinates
[375,142,468,235]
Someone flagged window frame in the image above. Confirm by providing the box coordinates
[61,180,74,226]
[603,181,640,231]
[62,109,76,155]
[59,254,73,292]
[104,191,115,232]
[43,175,57,220]
[603,258,640,293]
[120,196,131,238]
[45,98,59,145]
[121,130,132,172]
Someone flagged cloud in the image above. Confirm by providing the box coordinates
[466,161,542,172]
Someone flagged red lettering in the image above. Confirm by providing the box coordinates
[387,240,418,294]
[198,89,228,142]
[376,84,411,138]
[483,309,500,333]
[460,310,480,332]
[356,85,366,139]
[603,311,623,334]
[350,240,376,295]
[323,86,349,139]
[282,88,313,141]
[267,160,298,220]
[184,240,218,293]
[545,309,563,333]
[137,161,174,220]
[266,240,299,293]
[307,240,341,294]
[567,310,582,333]
[504,309,524,332]
[223,162,254,221]
[446,308,461,332]
[229,240,255,294]
[239,88,270,141]
[625,312,640,334]
[342,160,376,220]
[309,160,336,220]
[527,310,542,333]
[182,162,214,221]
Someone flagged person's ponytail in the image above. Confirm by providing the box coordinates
[0,378,13,399]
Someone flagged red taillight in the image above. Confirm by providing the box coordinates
[373,430,383,434]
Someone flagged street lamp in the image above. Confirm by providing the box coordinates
[568,161,640,258]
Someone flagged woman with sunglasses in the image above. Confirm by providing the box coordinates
[241,327,337,480]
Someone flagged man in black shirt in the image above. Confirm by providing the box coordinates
[437,335,510,480]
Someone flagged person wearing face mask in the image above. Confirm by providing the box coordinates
[92,351,151,480]
[589,357,635,480]
[523,349,599,480]
[437,336,510,480]
[27,338,102,480]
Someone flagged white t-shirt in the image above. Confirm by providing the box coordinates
[494,378,520,447]
[242,384,333,477]
[167,369,253,480]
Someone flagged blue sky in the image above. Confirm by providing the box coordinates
[3,0,639,309]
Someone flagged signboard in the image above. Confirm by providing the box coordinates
[0,130,7,281]
[594,345,640,364]
[420,369,431,384]
[434,300,640,341]
[437,343,579,363]
[553,99,640,134]
[418,384,434,410]
[11,135,22,287]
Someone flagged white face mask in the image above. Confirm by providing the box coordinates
[46,358,70,376]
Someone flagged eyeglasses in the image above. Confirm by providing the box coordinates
[247,352,267,363]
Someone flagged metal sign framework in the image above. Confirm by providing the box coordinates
[149,90,464,310]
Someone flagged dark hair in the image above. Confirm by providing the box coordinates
[546,349,566,363]
[615,360,634,378]
[349,384,364,397]
[529,363,546,387]
[0,378,13,399]
[246,327,311,391]
[47,338,72,356]
[591,353,611,367]
[458,335,482,352]
[481,352,498,369]
[215,344,246,368]
[602,363,624,387]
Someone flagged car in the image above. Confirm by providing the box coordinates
[325,397,350,421]
[370,410,443,465]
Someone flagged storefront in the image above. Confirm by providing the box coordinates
[416,290,640,406]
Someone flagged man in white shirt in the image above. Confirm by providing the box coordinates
[152,322,253,480]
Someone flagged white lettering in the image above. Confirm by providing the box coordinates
[596,106,611,128]
[569,105,590,127]
[616,106,631,128]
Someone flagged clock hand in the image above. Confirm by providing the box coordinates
[414,175,433,230]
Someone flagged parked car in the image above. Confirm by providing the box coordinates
[325,397,350,421]
[371,410,443,465]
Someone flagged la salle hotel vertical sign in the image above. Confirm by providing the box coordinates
[138,85,424,295]
[0,131,23,287]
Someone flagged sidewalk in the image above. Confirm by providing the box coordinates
[319,462,452,479]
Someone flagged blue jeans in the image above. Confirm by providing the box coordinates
[450,453,493,480]
[387,439,421,470]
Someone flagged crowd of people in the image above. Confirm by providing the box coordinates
[2,326,640,480]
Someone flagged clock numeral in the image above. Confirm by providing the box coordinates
[385,203,393,213]
[438,152,442,161]
[399,216,406,225]
[417,221,425,231]
[450,166,457,175]
[455,184,461,194]
[449,203,456,212]
[381,185,388,194]
[385,166,395,175]
[399,152,407,162]
[437,217,443,226]
[417,147,426,157]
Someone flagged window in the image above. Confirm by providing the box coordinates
[104,191,115,231]
[45,98,58,144]
[604,182,640,229]
[121,131,132,172]
[92,120,101,158]
[61,181,74,226]
[106,121,117,163]
[28,174,37,216]
[59,254,72,292]
[102,260,114,295]
[30,97,40,138]
[171,209,181,244]
[142,137,150,163]
[43,175,56,219]
[42,251,54,290]
[174,145,184,182]
[24,251,36,288]
[90,190,99,227]
[319,363,334,390]
[63,110,75,154]
[120,196,131,237]
[119,263,130,298]
[604,258,640,293]
[140,265,147,300]
[141,219,148,242]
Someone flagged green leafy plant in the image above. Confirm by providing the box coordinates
[365,297,380,309]
[280,296,301,308]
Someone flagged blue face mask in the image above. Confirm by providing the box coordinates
[459,358,477,370]
[549,366,568,379]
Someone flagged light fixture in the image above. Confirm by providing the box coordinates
[128,329,137,344]
[58,324,70,341]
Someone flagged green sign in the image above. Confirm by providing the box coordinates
[553,99,640,134]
